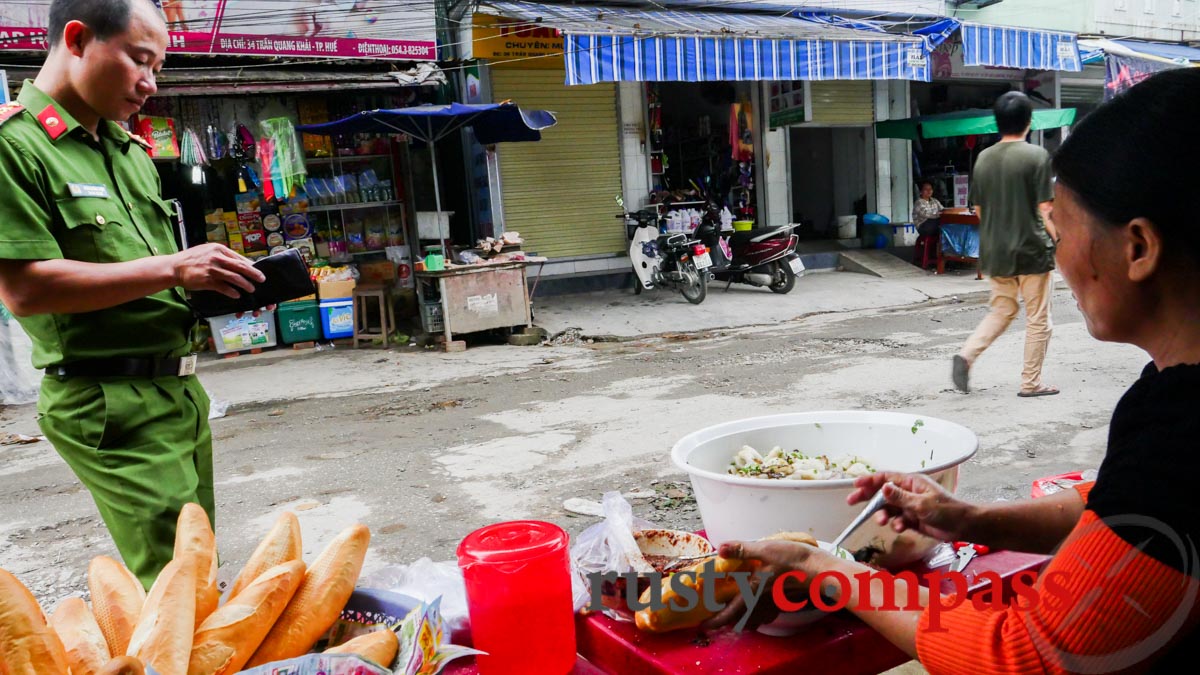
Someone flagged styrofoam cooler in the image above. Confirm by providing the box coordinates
[208,311,277,354]
[893,223,919,247]
[836,215,857,239]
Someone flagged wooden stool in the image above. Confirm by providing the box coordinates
[352,284,395,349]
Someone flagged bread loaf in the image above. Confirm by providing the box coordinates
[88,556,146,657]
[126,556,197,675]
[188,560,305,675]
[323,629,399,667]
[634,531,818,633]
[245,524,370,667]
[97,655,146,675]
[228,511,302,600]
[49,596,111,675]
[0,567,70,674]
[173,503,219,628]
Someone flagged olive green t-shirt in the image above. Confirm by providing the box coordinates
[0,81,195,369]
[968,141,1056,277]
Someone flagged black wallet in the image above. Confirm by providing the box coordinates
[189,249,317,318]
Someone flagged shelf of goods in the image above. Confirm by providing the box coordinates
[302,152,405,260]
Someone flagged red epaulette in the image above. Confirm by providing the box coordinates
[0,102,25,127]
[127,132,154,151]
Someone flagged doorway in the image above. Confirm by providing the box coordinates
[788,126,873,240]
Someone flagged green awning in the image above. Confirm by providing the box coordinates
[875,108,1078,140]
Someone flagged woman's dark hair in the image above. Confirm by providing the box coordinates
[918,180,934,190]
[1053,68,1200,264]
[47,0,147,46]
[993,91,1033,136]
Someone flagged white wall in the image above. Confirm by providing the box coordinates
[1094,0,1200,41]
[971,0,1200,41]
[874,80,912,224]
[616,82,651,211]
[764,126,790,227]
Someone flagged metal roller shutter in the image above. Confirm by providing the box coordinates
[490,68,625,259]
[1060,84,1103,107]
[808,81,875,125]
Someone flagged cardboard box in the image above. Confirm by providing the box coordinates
[359,260,397,284]
[319,279,356,300]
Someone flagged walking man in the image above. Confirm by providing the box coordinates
[0,0,264,586]
[952,92,1059,397]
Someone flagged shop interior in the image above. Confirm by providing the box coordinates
[908,80,1019,206]
[787,126,873,240]
[647,82,758,221]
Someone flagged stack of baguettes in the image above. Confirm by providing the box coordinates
[0,505,396,675]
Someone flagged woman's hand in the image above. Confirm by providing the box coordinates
[701,539,843,632]
[849,472,976,543]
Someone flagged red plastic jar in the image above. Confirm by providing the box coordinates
[457,521,576,675]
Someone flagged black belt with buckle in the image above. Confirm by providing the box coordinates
[46,355,199,379]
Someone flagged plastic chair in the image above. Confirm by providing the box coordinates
[913,233,938,269]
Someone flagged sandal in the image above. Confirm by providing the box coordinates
[1018,385,1060,398]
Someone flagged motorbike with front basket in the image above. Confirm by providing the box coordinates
[617,198,711,305]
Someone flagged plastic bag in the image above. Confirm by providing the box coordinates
[569,491,656,613]
[358,558,470,638]
[0,307,40,405]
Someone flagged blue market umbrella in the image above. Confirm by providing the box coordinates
[298,102,557,243]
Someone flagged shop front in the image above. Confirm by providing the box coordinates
[876,19,1083,272]
[0,1,509,353]
[470,1,932,284]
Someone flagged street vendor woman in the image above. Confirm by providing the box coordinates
[0,0,264,587]
[707,68,1200,672]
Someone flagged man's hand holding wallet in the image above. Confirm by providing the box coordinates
[182,247,317,318]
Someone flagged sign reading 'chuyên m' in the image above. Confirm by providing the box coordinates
[0,1,437,61]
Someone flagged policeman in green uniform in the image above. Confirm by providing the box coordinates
[0,0,264,588]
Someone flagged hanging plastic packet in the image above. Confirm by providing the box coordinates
[260,117,308,197]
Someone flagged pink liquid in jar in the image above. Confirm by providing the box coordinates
[457,521,576,675]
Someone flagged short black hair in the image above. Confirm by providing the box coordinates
[918,180,934,190]
[1053,68,1200,265]
[993,91,1033,136]
[47,0,149,46]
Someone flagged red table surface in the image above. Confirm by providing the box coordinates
[939,208,980,226]
[575,550,1049,675]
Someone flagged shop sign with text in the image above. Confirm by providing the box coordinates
[471,14,563,67]
[0,1,436,61]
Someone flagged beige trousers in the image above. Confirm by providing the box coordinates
[960,273,1053,391]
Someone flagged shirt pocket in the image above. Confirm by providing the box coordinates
[138,195,179,255]
[54,196,149,263]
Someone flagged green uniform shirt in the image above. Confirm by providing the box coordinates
[968,141,1057,278]
[0,81,195,369]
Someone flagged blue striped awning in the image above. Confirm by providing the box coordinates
[483,2,931,86]
[959,22,1082,72]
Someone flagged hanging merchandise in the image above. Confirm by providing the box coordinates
[205,124,226,160]
[180,128,209,184]
[260,117,307,199]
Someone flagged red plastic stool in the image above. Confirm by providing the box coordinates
[913,233,938,269]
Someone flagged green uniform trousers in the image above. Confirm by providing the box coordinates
[38,374,213,589]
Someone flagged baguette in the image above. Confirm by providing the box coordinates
[245,524,370,667]
[634,531,818,633]
[323,629,399,668]
[173,503,220,628]
[98,655,146,675]
[126,555,197,675]
[88,556,146,656]
[49,596,111,675]
[0,567,70,674]
[188,560,305,675]
[227,511,303,600]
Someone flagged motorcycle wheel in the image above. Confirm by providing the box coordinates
[769,261,797,294]
[634,281,643,295]
[680,262,708,304]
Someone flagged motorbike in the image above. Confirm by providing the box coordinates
[619,205,710,305]
[693,201,803,294]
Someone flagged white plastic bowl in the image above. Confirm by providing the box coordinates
[672,411,978,567]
